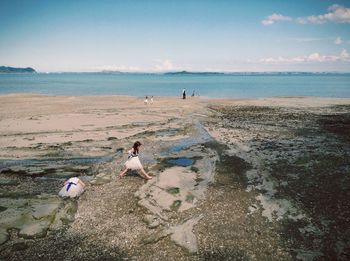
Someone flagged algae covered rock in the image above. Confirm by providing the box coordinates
[0,179,19,186]
[90,172,112,185]
[31,201,61,219]
[18,220,51,239]
[143,214,162,229]
[0,229,9,245]
[0,195,65,242]
[51,200,78,229]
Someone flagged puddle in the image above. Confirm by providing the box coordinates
[166,158,194,167]
[168,122,213,153]
[0,155,114,169]
[156,128,180,137]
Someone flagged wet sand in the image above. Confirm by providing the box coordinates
[0,94,349,260]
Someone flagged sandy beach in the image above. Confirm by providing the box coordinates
[0,94,349,260]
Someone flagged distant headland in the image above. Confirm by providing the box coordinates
[0,66,36,73]
[164,70,224,75]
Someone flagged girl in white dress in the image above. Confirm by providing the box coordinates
[119,141,152,179]
[59,177,86,198]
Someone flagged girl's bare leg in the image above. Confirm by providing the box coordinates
[139,167,152,180]
[119,166,128,178]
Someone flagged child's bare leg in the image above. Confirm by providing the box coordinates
[139,167,152,179]
[119,166,128,178]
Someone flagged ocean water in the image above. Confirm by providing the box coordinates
[0,73,349,98]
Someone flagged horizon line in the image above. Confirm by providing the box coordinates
[34,70,350,74]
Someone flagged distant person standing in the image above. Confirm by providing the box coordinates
[182,89,186,99]
[191,90,195,97]
[150,96,154,104]
[144,96,148,105]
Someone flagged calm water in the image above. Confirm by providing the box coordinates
[0,73,349,98]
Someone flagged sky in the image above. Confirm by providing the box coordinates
[0,0,350,72]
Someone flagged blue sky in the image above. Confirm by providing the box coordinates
[0,0,350,72]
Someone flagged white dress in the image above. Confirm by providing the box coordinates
[59,177,85,198]
[125,150,142,170]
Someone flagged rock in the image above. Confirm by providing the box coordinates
[18,220,50,239]
[0,229,9,245]
[0,166,47,177]
[0,189,36,198]
[12,241,29,251]
[142,229,171,244]
[143,214,162,229]
[166,187,180,194]
[143,214,155,225]
[137,198,168,220]
[68,165,91,172]
[59,200,78,224]
[51,200,77,229]
[149,220,161,229]
[171,200,182,211]
[0,179,19,186]
[0,209,32,229]
[46,171,78,179]
[90,173,112,185]
[31,200,61,219]
[168,215,203,253]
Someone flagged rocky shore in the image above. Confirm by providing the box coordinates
[0,95,349,260]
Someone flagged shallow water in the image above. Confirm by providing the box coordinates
[166,158,194,167]
[168,122,213,153]
[0,155,114,169]
[156,128,180,137]
[1,73,349,98]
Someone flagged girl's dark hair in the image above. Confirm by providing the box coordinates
[133,141,142,154]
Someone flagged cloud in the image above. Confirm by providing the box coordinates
[262,13,292,25]
[262,4,350,25]
[97,65,141,72]
[298,4,350,24]
[291,37,323,42]
[260,49,350,64]
[335,37,343,45]
[153,59,174,71]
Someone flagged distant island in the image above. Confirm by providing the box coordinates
[100,70,123,74]
[164,71,224,75]
[163,71,350,76]
[0,66,36,73]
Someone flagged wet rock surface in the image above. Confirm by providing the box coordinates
[1,96,349,260]
[205,104,350,260]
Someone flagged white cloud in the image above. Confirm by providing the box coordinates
[301,4,350,24]
[335,37,343,45]
[291,37,323,42]
[262,13,292,25]
[263,5,350,25]
[153,59,174,71]
[260,49,350,64]
[97,65,141,72]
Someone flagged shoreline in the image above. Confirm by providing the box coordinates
[2,92,350,101]
[0,94,349,259]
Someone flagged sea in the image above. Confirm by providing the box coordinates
[0,73,349,99]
